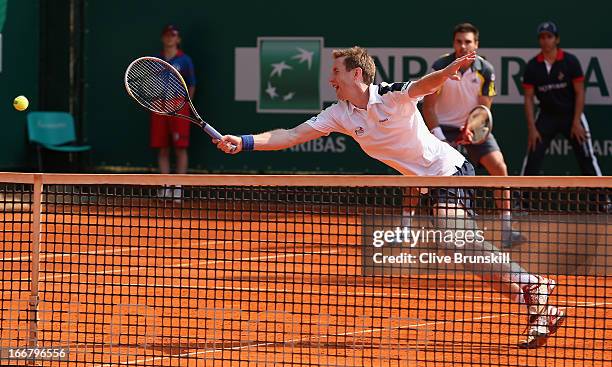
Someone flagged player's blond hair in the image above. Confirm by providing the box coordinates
[332,47,376,85]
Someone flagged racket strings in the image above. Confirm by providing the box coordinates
[126,59,188,114]
[132,64,185,112]
[468,107,491,143]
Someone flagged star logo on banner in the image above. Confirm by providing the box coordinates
[291,47,314,70]
[261,44,319,105]
[270,61,292,77]
[265,82,278,99]
[258,38,322,112]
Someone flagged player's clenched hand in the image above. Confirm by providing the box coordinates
[455,125,474,145]
[214,135,242,154]
[445,50,477,81]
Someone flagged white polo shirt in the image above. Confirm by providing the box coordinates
[306,83,465,176]
[431,55,496,128]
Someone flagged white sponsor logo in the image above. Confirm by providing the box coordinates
[236,46,612,105]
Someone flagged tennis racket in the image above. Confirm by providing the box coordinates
[124,56,234,148]
[456,105,493,145]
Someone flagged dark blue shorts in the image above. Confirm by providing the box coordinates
[441,125,501,165]
[430,159,475,213]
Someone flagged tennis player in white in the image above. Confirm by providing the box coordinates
[216,46,563,348]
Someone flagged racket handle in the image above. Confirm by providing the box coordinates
[202,124,223,140]
[202,124,238,152]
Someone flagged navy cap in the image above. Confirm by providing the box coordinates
[537,21,558,36]
[161,24,180,36]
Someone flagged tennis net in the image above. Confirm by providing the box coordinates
[0,173,610,366]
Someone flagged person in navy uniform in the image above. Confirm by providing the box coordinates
[521,21,602,176]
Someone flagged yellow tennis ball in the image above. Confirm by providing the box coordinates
[13,96,29,111]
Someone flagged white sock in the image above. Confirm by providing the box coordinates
[509,272,539,287]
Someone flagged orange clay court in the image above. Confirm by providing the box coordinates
[0,175,611,366]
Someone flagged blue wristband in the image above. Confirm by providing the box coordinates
[241,135,254,151]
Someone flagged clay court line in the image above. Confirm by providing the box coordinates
[2,245,142,262]
[103,300,611,366]
[3,238,232,263]
[105,283,428,297]
[15,240,228,281]
[36,249,338,282]
[101,312,512,366]
[104,282,511,301]
[4,238,282,263]
[91,283,608,306]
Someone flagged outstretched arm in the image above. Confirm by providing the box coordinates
[215,122,325,154]
[407,50,477,99]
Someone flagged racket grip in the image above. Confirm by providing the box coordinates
[202,124,238,151]
[202,124,223,140]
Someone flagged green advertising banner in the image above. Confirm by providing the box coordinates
[237,44,612,175]
[0,0,39,170]
[258,38,322,113]
[82,0,612,175]
[0,0,7,32]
